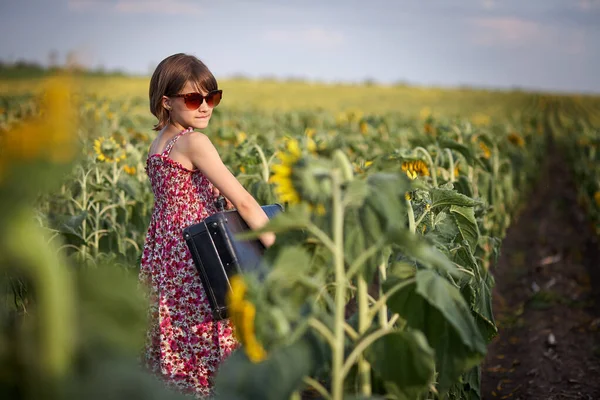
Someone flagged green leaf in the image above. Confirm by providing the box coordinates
[365,330,435,400]
[344,179,369,208]
[47,212,88,246]
[438,139,477,166]
[263,246,320,317]
[453,242,481,279]
[450,205,480,250]
[425,211,459,254]
[388,230,459,278]
[385,270,486,392]
[461,271,497,343]
[431,188,479,209]
[453,176,474,198]
[213,337,318,400]
[117,178,139,199]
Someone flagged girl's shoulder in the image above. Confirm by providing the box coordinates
[179,130,214,148]
[176,130,220,160]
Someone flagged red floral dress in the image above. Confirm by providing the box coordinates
[139,127,238,398]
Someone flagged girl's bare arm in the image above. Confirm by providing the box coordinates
[184,132,276,248]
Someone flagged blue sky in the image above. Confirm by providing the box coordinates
[1,0,599,93]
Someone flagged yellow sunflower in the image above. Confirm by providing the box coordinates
[507,132,525,148]
[123,165,136,175]
[227,275,267,363]
[359,120,368,135]
[305,128,316,138]
[269,138,302,204]
[401,160,430,180]
[236,131,247,145]
[93,136,127,163]
[479,141,491,159]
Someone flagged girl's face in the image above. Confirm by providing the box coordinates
[162,81,221,131]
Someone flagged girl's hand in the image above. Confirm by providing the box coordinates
[212,187,235,210]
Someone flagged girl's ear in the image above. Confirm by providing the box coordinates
[162,96,172,111]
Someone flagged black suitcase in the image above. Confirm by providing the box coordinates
[182,202,283,321]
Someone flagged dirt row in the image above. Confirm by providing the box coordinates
[481,140,600,399]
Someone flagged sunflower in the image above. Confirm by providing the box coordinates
[507,132,525,148]
[424,122,436,135]
[227,275,267,363]
[479,141,491,159]
[401,160,430,180]
[236,131,247,145]
[359,120,368,135]
[311,203,326,216]
[305,128,316,138]
[93,136,127,163]
[306,137,318,155]
[353,160,373,174]
[269,138,302,204]
[123,165,136,175]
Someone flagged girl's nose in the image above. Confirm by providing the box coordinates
[199,99,210,112]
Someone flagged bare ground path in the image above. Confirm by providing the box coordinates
[481,138,600,399]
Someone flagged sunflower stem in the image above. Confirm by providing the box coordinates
[406,198,416,234]
[446,148,455,182]
[330,170,346,400]
[378,251,389,329]
[357,275,372,396]
[253,143,270,183]
[414,146,437,187]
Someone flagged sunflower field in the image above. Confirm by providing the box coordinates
[0,75,599,400]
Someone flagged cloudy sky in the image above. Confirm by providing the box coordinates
[1,0,599,93]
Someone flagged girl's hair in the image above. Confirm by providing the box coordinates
[149,53,218,131]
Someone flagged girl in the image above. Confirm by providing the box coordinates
[139,53,275,398]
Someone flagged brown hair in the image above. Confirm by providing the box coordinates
[149,53,218,131]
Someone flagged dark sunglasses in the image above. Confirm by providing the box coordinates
[170,89,223,110]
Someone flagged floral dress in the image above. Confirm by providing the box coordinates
[139,127,238,398]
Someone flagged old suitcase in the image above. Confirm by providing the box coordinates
[182,200,283,321]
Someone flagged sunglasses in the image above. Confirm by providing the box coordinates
[170,89,223,110]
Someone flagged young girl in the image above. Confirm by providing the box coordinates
[139,53,275,398]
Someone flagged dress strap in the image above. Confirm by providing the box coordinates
[161,127,194,157]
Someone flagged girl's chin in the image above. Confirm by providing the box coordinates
[190,119,210,129]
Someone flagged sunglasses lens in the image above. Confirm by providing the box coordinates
[184,93,203,110]
[206,91,222,108]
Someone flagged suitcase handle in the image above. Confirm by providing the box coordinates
[214,195,227,212]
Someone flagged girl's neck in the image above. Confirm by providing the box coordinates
[162,121,191,137]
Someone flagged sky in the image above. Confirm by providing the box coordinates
[0,0,599,94]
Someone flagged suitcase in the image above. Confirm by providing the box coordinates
[182,200,283,321]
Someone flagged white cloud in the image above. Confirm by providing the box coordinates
[469,16,588,56]
[576,0,599,11]
[481,0,495,10]
[68,0,203,15]
[469,17,542,47]
[263,27,344,49]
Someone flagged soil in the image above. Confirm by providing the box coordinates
[481,138,600,399]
